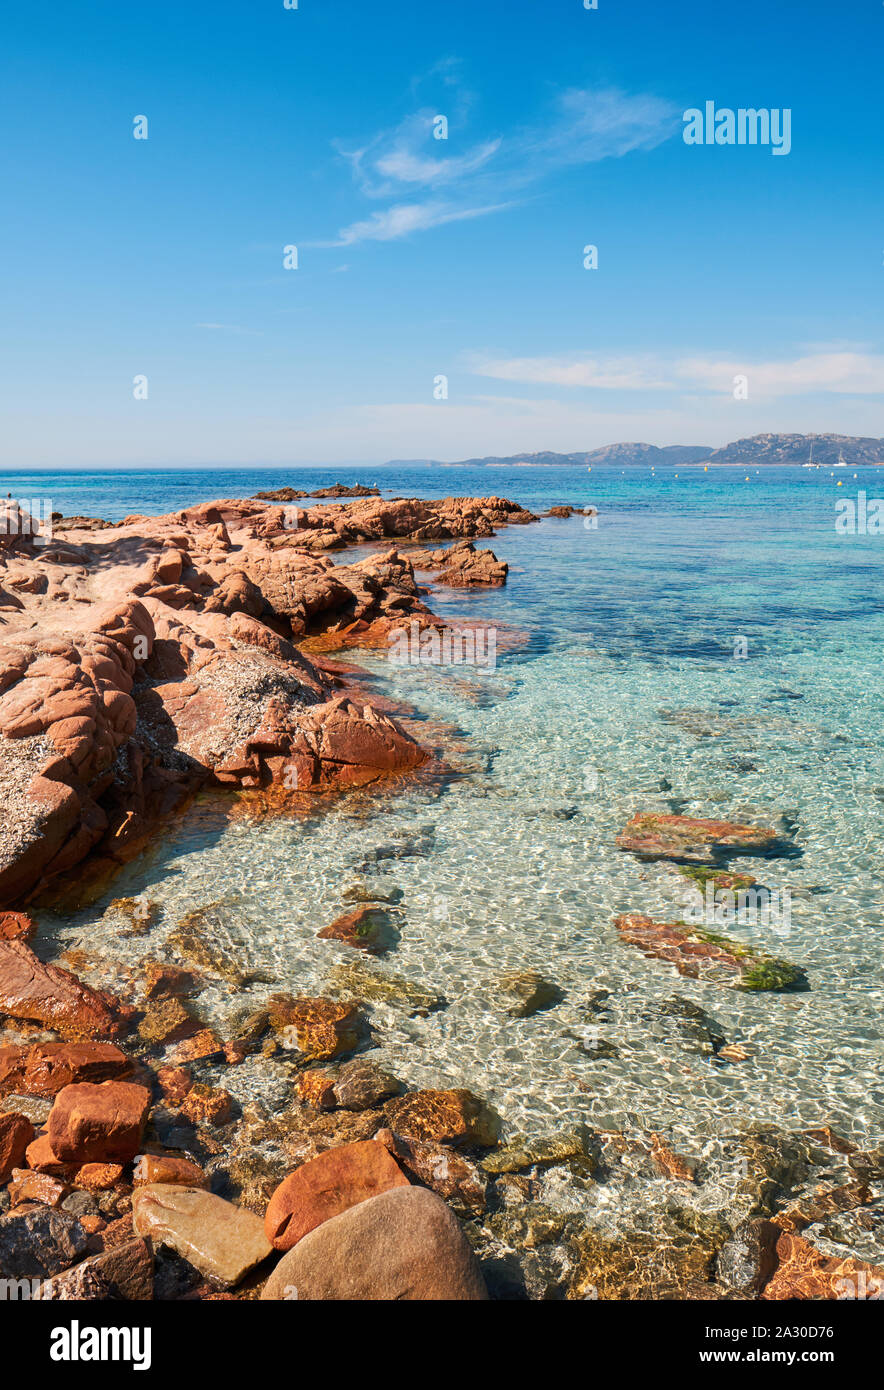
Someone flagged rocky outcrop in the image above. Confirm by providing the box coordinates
[260,1186,488,1300]
[407,539,508,587]
[385,1088,500,1147]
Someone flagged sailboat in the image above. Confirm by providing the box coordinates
[835,449,847,467]
[802,441,820,469]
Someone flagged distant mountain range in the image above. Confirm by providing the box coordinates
[389,433,884,468]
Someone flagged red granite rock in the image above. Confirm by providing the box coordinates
[0,941,125,1038]
[0,1110,34,1183]
[0,1041,132,1096]
[48,1081,151,1162]
[264,1140,412,1251]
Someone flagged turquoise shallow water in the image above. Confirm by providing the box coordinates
[22,464,884,1173]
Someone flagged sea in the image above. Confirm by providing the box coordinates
[11,462,884,1204]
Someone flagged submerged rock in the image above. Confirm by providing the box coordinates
[376,1127,489,1215]
[317,905,399,954]
[166,905,252,987]
[327,958,445,1016]
[261,1186,488,1301]
[268,994,365,1061]
[762,1230,884,1300]
[133,1184,272,1287]
[617,812,793,864]
[614,913,807,991]
[495,970,564,1018]
[481,1125,597,1175]
[385,1089,500,1148]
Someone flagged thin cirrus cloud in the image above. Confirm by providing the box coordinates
[324,84,678,248]
[333,200,514,246]
[472,350,884,397]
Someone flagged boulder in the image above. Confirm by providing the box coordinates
[0,941,125,1038]
[762,1230,884,1300]
[317,905,398,954]
[48,1081,151,1162]
[261,1186,488,1300]
[264,1140,411,1251]
[132,1184,272,1287]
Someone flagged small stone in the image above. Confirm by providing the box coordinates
[180,1084,233,1127]
[0,912,36,942]
[137,998,201,1046]
[261,1186,487,1301]
[0,1206,90,1278]
[649,1132,697,1181]
[295,1071,337,1110]
[496,970,564,1018]
[133,1153,207,1188]
[48,1081,151,1163]
[132,1184,272,1287]
[141,962,201,1000]
[9,1168,70,1208]
[333,1057,402,1111]
[74,1163,125,1192]
[170,1029,224,1065]
[317,906,398,954]
[264,1139,411,1251]
[385,1088,500,1148]
[0,1111,34,1183]
[156,1067,192,1106]
[268,994,364,1061]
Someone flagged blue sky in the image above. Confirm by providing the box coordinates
[1,0,882,466]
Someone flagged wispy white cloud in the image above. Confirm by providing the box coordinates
[329,199,512,246]
[327,79,677,246]
[472,350,884,397]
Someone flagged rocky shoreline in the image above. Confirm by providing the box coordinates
[0,491,881,1301]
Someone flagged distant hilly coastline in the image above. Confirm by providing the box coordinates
[389,433,884,469]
